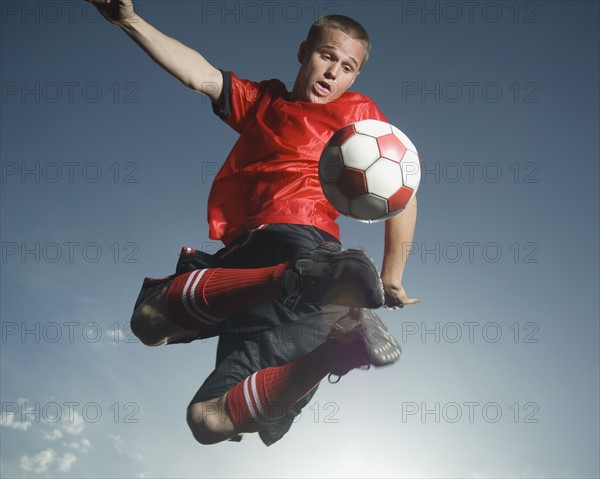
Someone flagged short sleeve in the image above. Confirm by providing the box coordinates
[211,70,262,133]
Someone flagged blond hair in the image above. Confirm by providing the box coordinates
[306,15,371,68]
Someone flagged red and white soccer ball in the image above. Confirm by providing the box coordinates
[319,119,421,223]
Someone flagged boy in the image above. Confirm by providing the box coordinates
[88,0,418,446]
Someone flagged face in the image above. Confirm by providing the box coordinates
[291,27,366,103]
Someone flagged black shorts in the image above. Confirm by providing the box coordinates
[175,224,349,446]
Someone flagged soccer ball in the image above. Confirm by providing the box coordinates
[319,119,421,223]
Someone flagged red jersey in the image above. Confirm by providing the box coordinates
[209,71,387,244]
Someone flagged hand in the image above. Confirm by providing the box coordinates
[86,0,136,25]
[382,278,419,309]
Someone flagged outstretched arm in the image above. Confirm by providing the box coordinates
[87,0,223,103]
[381,196,419,308]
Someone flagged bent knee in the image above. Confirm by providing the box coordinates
[187,400,234,445]
[130,307,167,347]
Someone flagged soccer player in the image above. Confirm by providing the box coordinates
[88,0,419,446]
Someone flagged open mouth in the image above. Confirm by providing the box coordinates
[314,81,332,96]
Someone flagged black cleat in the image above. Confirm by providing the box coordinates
[282,242,385,310]
[326,308,401,378]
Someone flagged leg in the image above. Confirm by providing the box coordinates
[132,242,385,347]
[188,309,401,443]
[184,301,332,446]
[129,261,288,346]
[187,394,239,445]
[186,358,325,446]
[130,281,201,346]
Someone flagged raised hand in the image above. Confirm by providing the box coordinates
[86,0,136,25]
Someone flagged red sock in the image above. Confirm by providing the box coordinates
[226,343,334,432]
[166,263,289,330]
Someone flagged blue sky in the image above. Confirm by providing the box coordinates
[1,1,599,477]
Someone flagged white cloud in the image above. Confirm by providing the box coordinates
[6,400,92,476]
[56,452,77,472]
[42,428,63,441]
[107,327,125,343]
[1,411,32,431]
[64,438,91,452]
[61,411,85,436]
[108,434,126,454]
[20,448,56,473]
[20,449,78,474]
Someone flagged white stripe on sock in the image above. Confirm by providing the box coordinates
[243,376,258,421]
[181,270,201,322]
[188,269,207,318]
[181,270,213,325]
[179,269,222,325]
[188,269,223,325]
[250,372,266,421]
